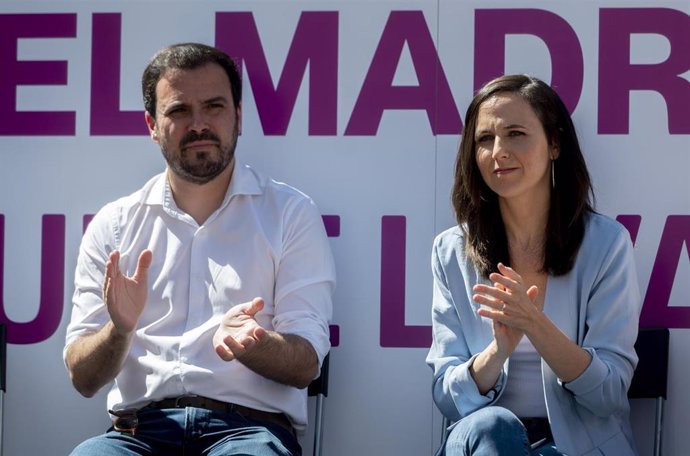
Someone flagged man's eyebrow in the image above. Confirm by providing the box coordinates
[203,96,230,105]
[162,101,187,114]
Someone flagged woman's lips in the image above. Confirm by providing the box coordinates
[494,167,517,175]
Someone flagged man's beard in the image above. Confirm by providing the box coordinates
[161,126,238,185]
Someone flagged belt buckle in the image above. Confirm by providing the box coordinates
[109,409,139,435]
[173,395,200,408]
[173,396,187,408]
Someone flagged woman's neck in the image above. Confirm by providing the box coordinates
[499,193,550,262]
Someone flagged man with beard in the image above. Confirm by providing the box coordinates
[64,43,335,456]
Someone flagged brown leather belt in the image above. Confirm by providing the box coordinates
[145,396,293,434]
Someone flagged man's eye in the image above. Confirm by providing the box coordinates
[167,107,187,117]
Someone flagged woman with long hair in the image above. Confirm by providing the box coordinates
[427,75,641,455]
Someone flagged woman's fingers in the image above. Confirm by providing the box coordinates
[473,283,511,304]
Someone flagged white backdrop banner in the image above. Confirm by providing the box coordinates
[0,1,688,455]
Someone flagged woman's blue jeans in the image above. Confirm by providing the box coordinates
[68,406,301,456]
[442,406,563,456]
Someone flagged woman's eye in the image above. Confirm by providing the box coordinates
[476,135,492,143]
[508,130,525,137]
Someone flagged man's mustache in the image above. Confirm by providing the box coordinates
[180,131,220,147]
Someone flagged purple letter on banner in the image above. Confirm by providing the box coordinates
[616,214,642,245]
[216,11,338,136]
[380,216,431,348]
[345,11,461,136]
[474,9,584,113]
[0,14,76,135]
[90,13,147,135]
[0,215,65,344]
[599,8,690,135]
[640,216,690,328]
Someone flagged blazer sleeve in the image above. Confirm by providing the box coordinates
[426,233,506,421]
[558,223,642,417]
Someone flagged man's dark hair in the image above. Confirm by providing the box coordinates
[452,74,594,277]
[142,43,242,118]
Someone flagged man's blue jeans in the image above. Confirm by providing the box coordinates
[442,406,564,456]
[69,407,301,456]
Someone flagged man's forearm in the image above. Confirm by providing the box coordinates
[237,332,319,389]
[65,321,132,397]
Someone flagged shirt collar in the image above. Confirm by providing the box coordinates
[140,161,263,210]
[225,161,263,199]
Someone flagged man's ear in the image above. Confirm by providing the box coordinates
[145,112,158,142]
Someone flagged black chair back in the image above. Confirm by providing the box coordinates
[628,327,669,400]
[0,324,5,393]
[308,353,330,397]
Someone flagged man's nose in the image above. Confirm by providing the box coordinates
[189,110,210,132]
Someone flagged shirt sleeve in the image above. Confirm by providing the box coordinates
[63,203,118,356]
[426,234,506,421]
[271,196,335,369]
[558,223,641,417]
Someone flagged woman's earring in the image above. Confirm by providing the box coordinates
[551,159,555,189]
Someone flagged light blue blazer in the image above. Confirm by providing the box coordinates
[426,213,642,456]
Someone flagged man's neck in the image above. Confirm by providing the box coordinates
[167,160,235,225]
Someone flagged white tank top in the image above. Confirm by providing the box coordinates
[495,336,548,418]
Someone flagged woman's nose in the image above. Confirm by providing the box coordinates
[491,137,509,159]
